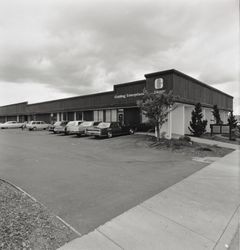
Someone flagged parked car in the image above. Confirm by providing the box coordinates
[53,121,68,134]
[65,120,83,135]
[48,123,56,132]
[76,121,101,136]
[86,122,134,138]
[0,121,25,129]
[26,121,50,131]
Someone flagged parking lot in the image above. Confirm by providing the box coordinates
[0,129,208,235]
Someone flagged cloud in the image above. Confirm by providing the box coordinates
[0,0,238,111]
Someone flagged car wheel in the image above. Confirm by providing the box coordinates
[107,131,113,138]
[129,128,134,135]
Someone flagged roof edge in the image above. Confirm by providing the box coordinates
[145,69,233,99]
[0,101,28,108]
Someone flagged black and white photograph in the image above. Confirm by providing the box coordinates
[0,0,239,249]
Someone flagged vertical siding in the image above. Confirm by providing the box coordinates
[173,74,232,110]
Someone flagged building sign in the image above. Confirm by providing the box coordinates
[114,92,144,99]
[154,78,164,89]
[114,78,165,99]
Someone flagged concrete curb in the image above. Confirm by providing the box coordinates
[0,178,82,237]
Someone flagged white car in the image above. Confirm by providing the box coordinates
[65,121,83,135]
[0,121,25,129]
[26,121,50,131]
[76,121,101,136]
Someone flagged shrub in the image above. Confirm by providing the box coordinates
[171,138,192,149]
[228,111,237,129]
[135,123,155,132]
[212,105,222,124]
[179,135,191,142]
[233,126,240,138]
[197,146,212,151]
[188,103,208,137]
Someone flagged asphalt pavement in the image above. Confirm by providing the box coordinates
[0,129,208,235]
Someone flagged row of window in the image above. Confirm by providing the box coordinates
[94,110,117,122]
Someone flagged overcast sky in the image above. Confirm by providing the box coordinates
[0,0,239,113]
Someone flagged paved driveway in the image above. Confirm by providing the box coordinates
[0,130,207,235]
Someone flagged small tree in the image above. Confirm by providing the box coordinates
[228,111,237,129]
[138,90,174,141]
[188,103,207,137]
[212,105,222,124]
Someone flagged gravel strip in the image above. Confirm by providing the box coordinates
[0,180,78,250]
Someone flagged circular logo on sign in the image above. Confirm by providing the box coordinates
[154,78,164,89]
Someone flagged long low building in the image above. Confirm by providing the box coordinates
[0,69,233,137]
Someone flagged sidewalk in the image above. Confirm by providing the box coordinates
[189,136,240,150]
[59,146,239,250]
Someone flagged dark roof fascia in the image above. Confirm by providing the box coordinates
[113,79,146,89]
[145,69,233,99]
[144,69,175,78]
[0,101,28,108]
[27,91,114,107]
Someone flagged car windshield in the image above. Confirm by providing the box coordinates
[97,122,111,128]
[67,121,76,126]
[54,121,62,126]
[80,122,93,127]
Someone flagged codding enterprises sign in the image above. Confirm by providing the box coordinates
[114,90,165,99]
[114,93,144,99]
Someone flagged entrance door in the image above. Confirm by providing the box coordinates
[117,109,124,126]
[124,108,140,127]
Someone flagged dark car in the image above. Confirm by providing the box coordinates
[86,122,134,138]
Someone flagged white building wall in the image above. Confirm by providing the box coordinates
[171,104,185,136]
[220,110,229,124]
[156,111,172,139]
[184,105,194,134]
[203,108,213,133]
[156,103,231,138]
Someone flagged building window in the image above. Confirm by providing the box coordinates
[106,110,111,122]
[111,110,117,122]
[93,109,117,122]
[76,111,83,120]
